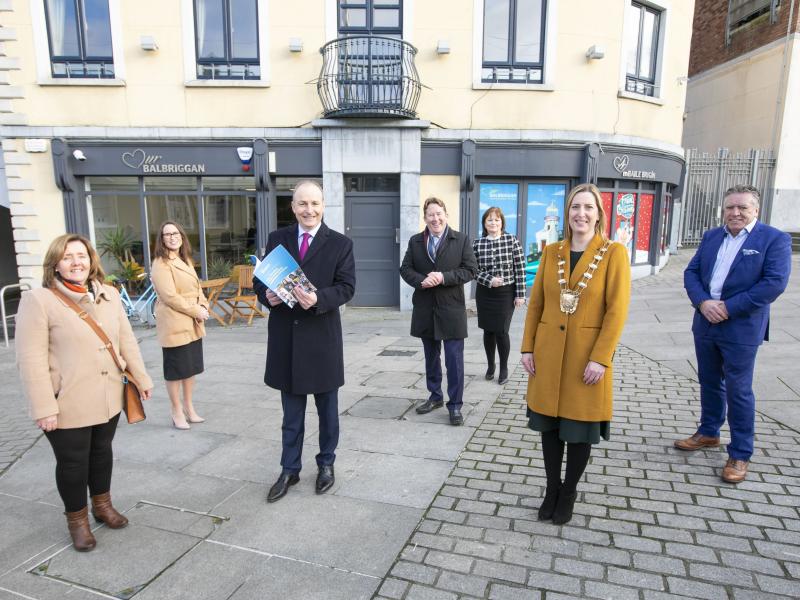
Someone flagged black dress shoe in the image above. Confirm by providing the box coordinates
[416,399,444,414]
[267,472,299,503]
[552,490,578,525]
[449,409,464,426]
[316,465,335,494]
[497,368,509,385]
[485,366,495,380]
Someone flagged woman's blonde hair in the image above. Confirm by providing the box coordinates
[42,234,106,288]
[563,183,609,244]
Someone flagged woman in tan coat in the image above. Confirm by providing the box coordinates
[16,234,153,551]
[150,221,209,430]
[521,183,631,525]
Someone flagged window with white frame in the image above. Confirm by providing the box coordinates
[625,1,662,97]
[43,0,114,78]
[194,0,260,80]
[481,0,547,84]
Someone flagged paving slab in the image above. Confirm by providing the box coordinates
[209,482,423,577]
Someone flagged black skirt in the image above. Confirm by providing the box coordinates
[163,339,204,381]
[476,283,516,333]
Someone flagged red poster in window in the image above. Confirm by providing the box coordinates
[637,194,654,252]
[600,192,613,238]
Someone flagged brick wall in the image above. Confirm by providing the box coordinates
[689,0,800,77]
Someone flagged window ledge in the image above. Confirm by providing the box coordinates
[472,82,554,91]
[618,90,664,105]
[185,79,271,88]
[38,78,126,87]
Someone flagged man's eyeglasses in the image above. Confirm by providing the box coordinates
[162,232,181,239]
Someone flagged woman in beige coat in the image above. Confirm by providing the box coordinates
[150,221,209,430]
[521,183,630,525]
[16,234,153,551]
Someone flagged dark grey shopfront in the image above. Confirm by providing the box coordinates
[52,139,322,280]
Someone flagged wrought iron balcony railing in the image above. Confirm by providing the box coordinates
[318,36,421,119]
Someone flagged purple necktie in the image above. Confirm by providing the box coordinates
[299,232,310,260]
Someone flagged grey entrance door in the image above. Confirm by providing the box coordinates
[345,192,400,306]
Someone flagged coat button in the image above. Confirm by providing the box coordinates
[559,325,565,331]
[101,370,108,375]
[294,320,299,325]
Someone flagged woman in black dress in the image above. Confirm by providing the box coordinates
[472,207,526,384]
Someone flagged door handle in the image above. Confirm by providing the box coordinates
[395,228,400,244]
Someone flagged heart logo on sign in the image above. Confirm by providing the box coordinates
[121,149,146,169]
[613,155,630,173]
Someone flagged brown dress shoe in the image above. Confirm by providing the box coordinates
[91,492,129,528]
[721,458,749,483]
[674,433,720,451]
[65,507,96,552]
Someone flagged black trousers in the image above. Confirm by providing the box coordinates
[44,414,120,512]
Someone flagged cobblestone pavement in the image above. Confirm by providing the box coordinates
[375,346,800,600]
[0,352,41,476]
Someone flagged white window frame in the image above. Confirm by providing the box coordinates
[472,0,557,91]
[181,0,270,87]
[30,0,126,86]
[324,0,414,42]
[618,0,669,104]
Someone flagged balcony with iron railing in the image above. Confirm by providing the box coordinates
[317,36,422,119]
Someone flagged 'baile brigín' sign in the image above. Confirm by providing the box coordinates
[121,149,206,174]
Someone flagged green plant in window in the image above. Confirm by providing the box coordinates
[117,260,146,291]
[97,226,136,268]
[207,256,233,280]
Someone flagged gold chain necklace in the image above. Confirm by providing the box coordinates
[556,240,611,314]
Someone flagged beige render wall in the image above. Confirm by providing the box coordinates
[682,41,785,153]
[4,1,692,142]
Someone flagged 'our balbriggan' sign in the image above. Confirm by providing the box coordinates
[121,149,206,174]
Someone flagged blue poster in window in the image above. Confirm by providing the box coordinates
[524,184,566,287]
[478,183,519,237]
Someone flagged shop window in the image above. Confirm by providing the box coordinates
[600,192,613,238]
[727,1,780,44]
[481,0,547,84]
[477,180,566,287]
[88,192,144,281]
[44,0,114,78]
[203,195,257,266]
[194,0,260,79]
[613,191,636,257]
[624,1,662,97]
[636,193,654,264]
[344,174,400,192]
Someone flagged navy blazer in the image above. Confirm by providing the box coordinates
[684,221,791,345]
[253,223,356,394]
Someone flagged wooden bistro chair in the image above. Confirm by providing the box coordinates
[199,277,231,326]
[223,265,267,326]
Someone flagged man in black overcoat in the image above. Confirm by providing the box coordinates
[254,181,356,502]
[400,197,477,426]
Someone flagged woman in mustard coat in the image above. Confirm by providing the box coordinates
[16,234,153,551]
[521,183,630,525]
[151,221,209,430]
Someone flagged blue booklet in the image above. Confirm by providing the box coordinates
[252,244,316,308]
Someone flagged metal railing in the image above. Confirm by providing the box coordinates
[679,148,776,246]
[1,283,30,347]
[317,36,421,119]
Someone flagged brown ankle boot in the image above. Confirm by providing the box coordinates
[65,507,96,552]
[91,492,128,529]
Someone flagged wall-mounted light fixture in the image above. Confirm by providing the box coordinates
[140,36,158,51]
[289,38,304,53]
[436,40,450,55]
[586,45,605,60]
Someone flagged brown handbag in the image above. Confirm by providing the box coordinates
[50,287,146,424]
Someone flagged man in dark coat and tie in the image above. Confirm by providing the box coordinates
[678,184,791,483]
[400,197,478,426]
[254,180,356,502]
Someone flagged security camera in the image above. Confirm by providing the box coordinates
[72,149,87,161]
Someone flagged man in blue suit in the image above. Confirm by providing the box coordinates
[677,185,791,483]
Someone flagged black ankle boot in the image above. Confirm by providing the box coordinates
[497,367,509,385]
[552,490,578,525]
[537,485,560,521]
[485,365,495,380]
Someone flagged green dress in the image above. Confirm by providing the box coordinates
[526,250,612,444]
